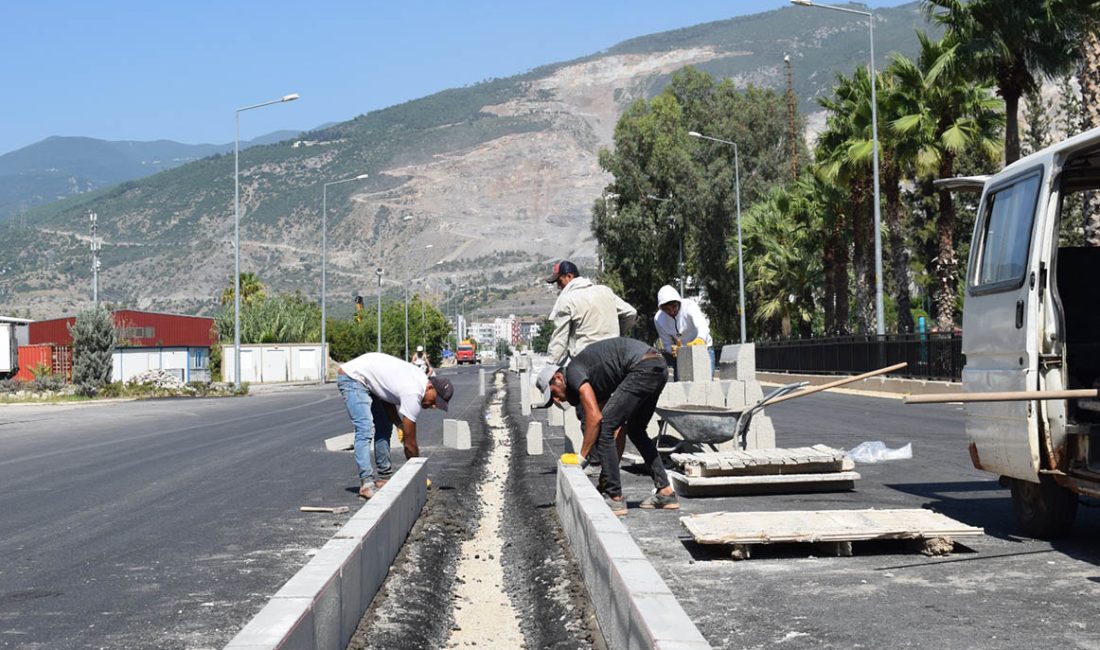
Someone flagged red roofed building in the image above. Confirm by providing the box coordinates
[29,310,215,382]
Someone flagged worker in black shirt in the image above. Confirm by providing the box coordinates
[535,337,678,515]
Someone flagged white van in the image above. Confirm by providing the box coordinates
[945,126,1100,537]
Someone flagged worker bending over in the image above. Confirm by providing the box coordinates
[337,352,453,499]
[535,337,678,515]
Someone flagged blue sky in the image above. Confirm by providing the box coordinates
[0,1,909,155]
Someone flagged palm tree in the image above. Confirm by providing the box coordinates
[890,32,1004,330]
[816,68,877,334]
[924,0,1099,164]
[740,180,823,339]
[220,272,266,307]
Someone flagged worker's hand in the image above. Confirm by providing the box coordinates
[670,344,680,358]
[404,439,419,459]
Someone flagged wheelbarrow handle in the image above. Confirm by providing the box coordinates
[735,382,808,449]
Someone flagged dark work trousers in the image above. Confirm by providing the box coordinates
[594,357,670,498]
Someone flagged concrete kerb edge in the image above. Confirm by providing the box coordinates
[554,460,712,650]
[224,457,429,650]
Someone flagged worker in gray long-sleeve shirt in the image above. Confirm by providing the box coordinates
[544,260,637,366]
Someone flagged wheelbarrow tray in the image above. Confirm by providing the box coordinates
[654,405,744,445]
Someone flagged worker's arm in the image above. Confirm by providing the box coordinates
[577,383,602,459]
[688,301,711,344]
[401,416,419,458]
[383,402,401,431]
[616,295,637,335]
[545,299,573,365]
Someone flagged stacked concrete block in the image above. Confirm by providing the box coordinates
[518,355,532,416]
[656,382,687,408]
[527,421,544,455]
[718,343,755,380]
[548,404,565,426]
[676,344,713,382]
[443,419,471,450]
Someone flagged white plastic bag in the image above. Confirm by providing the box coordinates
[846,441,912,463]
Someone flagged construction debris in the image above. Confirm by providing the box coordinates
[299,506,350,514]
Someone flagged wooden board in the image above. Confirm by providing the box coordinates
[681,509,983,545]
[670,445,853,478]
[669,470,860,497]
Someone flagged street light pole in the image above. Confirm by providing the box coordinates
[791,0,884,335]
[689,131,747,343]
[320,174,369,383]
[644,194,682,294]
[234,93,299,388]
[375,267,383,353]
[89,212,101,309]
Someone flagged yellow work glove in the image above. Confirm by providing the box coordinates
[395,425,404,443]
[686,338,705,346]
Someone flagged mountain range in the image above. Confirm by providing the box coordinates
[0,131,304,223]
[0,2,933,321]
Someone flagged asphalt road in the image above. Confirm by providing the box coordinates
[0,365,483,650]
[604,389,1100,650]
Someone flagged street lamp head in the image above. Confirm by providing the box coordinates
[375,267,383,277]
[688,131,702,138]
[355,173,369,180]
[281,93,300,102]
[790,0,814,5]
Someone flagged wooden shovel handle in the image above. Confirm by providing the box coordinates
[765,362,909,406]
[905,389,1100,404]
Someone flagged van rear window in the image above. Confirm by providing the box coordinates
[973,174,1041,288]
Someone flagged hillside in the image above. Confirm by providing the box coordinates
[0,131,301,222]
[0,2,930,321]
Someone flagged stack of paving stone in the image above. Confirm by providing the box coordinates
[651,343,775,450]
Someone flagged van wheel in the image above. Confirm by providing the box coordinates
[1008,475,1078,539]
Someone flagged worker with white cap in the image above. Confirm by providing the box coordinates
[410,345,433,375]
[653,285,713,380]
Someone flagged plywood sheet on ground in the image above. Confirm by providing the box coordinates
[682,508,983,545]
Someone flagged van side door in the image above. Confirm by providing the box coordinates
[961,170,1045,482]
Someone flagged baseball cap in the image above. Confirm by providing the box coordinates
[428,376,454,411]
[533,364,561,408]
[544,260,580,284]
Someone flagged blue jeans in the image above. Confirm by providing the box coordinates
[337,374,394,482]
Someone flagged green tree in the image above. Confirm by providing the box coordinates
[531,319,554,353]
[215,292,321,344]
[924,0,1099,164]
[69,307,116,393]
[594,66,800,341]
[889,32,1004,329]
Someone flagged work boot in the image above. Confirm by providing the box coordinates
[639,491,679,510]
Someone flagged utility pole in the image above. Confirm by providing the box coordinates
[785,54,799,179]
[89,212,101,308]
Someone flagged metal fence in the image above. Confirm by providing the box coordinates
[754,332,963,381]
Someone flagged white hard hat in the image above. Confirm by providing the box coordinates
[417,345,424,352]
[657,285,682,307]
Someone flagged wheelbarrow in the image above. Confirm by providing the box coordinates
[654,362,909,452]
[655,381,807,452]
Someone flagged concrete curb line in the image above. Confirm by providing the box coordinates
[555,461,712,650]
[224,458,429,650]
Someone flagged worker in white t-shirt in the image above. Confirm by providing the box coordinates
[653,285,714,380]
[410,345,433,375]
[337,352,454,499]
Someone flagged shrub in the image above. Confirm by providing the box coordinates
[70,308,116,391]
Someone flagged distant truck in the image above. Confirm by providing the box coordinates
[0,317,31,379]
[455,339,478,365]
